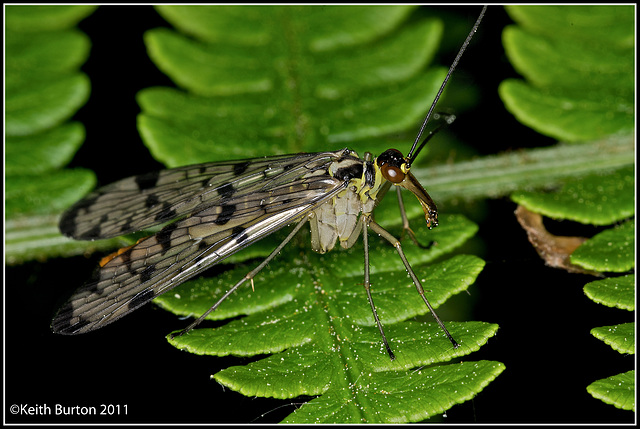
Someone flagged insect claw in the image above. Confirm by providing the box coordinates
[386,345,396,361]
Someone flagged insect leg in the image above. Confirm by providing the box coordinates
[395,186,435,250]
[171,218,309,338]
[368,219,459,349]
[363,216,396,361]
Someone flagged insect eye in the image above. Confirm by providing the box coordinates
[381,164,405,183]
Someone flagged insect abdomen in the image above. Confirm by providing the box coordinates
[310,155,379,253]
[309,187,362,253]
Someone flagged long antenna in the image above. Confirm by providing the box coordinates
[407,6,487,161]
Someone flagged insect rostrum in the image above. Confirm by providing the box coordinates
[52,6,486,361]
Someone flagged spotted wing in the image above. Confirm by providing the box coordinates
[53,150,352,334]
[60,151,347,240]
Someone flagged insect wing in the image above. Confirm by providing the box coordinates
[53,151,350,334]
[60,151,344,240]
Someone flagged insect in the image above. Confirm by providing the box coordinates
[52,7,486,361]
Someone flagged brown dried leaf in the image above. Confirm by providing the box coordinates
[514,205,601,275]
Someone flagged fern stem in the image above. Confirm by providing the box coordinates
[413,135,634,201]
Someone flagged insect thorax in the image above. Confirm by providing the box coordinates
[309,151,384,253]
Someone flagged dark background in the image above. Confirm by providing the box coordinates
[6,6,634,424]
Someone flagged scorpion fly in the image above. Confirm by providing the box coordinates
[52,7,486,361]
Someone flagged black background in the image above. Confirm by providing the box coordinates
[5,5,634,424]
